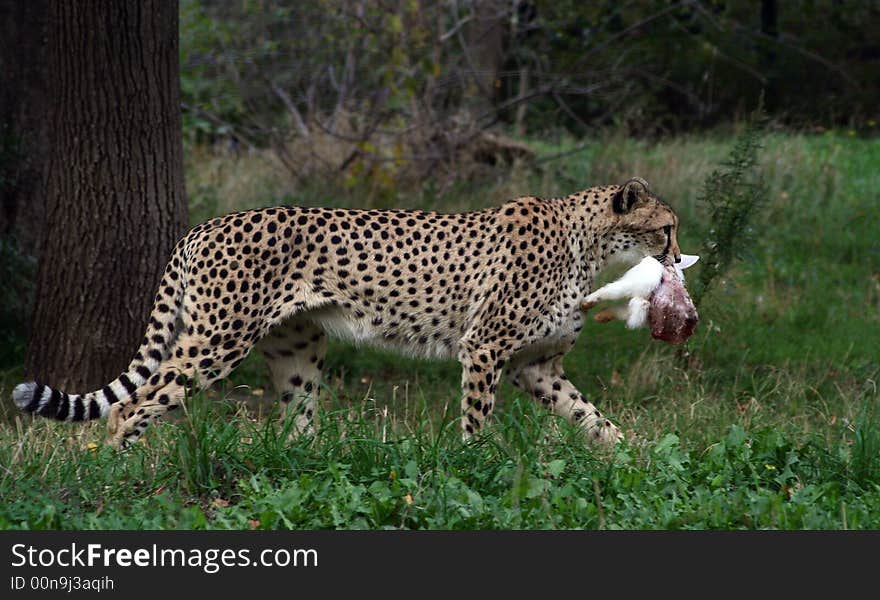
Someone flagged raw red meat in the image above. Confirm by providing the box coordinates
[648,266,699,344]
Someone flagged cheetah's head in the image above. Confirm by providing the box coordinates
[604,177,681,268]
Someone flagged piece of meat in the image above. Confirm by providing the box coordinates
[647,266,699,344]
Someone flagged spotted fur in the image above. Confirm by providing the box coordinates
[13,177,682,448]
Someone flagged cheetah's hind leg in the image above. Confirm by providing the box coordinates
[257,317,327,438]
[106,331,255,448]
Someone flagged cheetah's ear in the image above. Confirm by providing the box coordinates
[612,177,651,214]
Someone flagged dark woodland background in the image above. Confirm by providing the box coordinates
[2,1,878,382]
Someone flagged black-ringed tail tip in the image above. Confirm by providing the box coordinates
[12,382,39,411]
[12,381,106,421]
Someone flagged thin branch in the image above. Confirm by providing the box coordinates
[179,103,259,150]
[689,0,725,32]
[568,1,690,73]
[630,67,710,109]
[266,78,310,138]
[474,82,558,127]
[534,142,593,165]
[439,14,473,42]
[552,91,590,133]
[735,24,861,89]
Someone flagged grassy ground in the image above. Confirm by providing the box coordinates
[1,130,878,529]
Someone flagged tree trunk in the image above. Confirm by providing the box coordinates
[25,1,188,390]
[759,0,779,112]
[466,0,506,118]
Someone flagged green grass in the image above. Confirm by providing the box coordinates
[1,130,879,529]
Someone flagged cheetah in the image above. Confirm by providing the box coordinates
[13,177,682,448]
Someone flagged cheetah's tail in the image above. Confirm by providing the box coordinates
[12,240,190,422]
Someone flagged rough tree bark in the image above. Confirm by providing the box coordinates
[466,0,505,117]
[25,1,188,390]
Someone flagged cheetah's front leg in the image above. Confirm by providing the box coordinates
[507,353,623,447]
[458,342,506,438]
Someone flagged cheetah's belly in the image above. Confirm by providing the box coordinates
[511,309,585,364]
[307,305,461,360]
